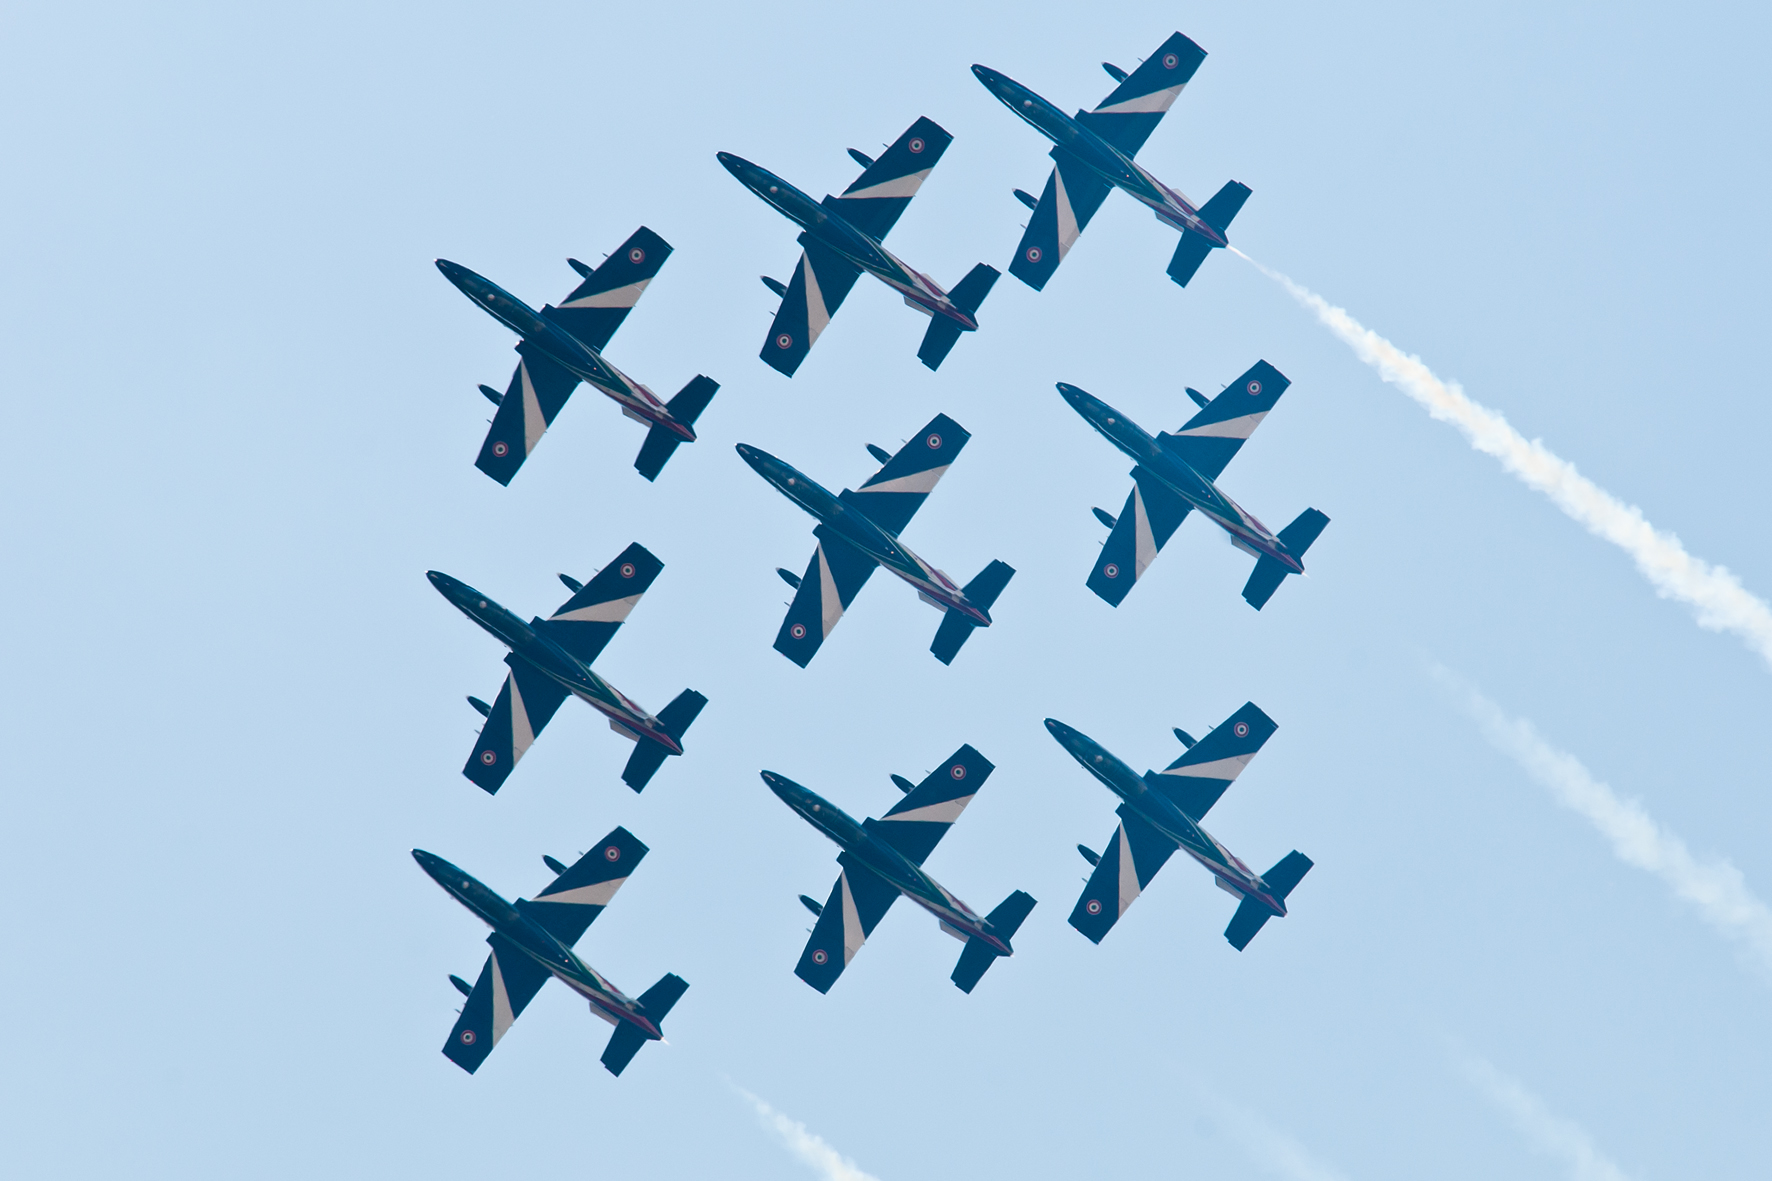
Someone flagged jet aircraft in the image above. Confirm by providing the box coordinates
[428,542,706,794]
[736,415,1014,667]
[717,117,1000,375]
[1060,360,1328,610]
[973,32,1248,290]
[762,745,1035,993]
[1045,706,1312,950]
[415,827,687,1076]
[436,226,718,484]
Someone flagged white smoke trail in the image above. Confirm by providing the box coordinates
[1437,667,1772,977]
[1235,250,1772,669]
[1207,1098,1353,1181]
[1460,1055,1635,1181]
[735,1088,882,1181]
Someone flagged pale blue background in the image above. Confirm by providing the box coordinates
[3,2,1768,1177]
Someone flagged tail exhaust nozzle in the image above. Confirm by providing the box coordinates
[918,263,1001,371]
[951,890,1036,993]
[633,375,720,482]
[930,560,1015,665]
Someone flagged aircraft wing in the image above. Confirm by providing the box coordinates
[1008,148,1114,291]
[773,529,879,667]
[517,826,648,947]
[1148,702,1277,821]
[1087,465,1192,606]
[475,342,581,485]
[1156,361,1291,482]
[462,654,571,795]
[542,226,673,353]
[1068,805,1179,944]
[535,542,664,666]
[760,238,864,377]
[1074,31,1207,157]
[868,745,994,866]
[794,855,902,993]
[826,115,953,241]
[442,930,553,1073]
[837,413,970,536]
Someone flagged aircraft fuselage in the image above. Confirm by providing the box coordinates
[735,444,990,625]
[425,570,682,755]
[1058,384,1302,573]
[761,772,1010,953]
[411,849,661,1038]
[1043,720,1286,917]
[716,153,978,329]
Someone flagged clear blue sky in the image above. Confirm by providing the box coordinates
[3,2,1768,1177]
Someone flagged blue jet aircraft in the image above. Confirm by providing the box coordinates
[717,117,1000,374]
[736,415,1014,667]
[1045,706,1312,950]
[762,745,1035,993]
[415,827,687,1076]
[436,226,718,484]
[973,32,1248,290]
[428,542,706,795]
[1060,361,1329,610]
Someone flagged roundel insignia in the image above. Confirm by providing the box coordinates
[790,623,808,640]
[908,137,925,153]
[1163,52,1180,68]
[1234,721,1250,738]
[950,763,967,781]
[1103,563,1120,579]
[1026,246,1042,263]
[776,333,793,349]
[460,1029,477,1045]
[604,845,621,862]
[926,433,942,449]
[1247,379,1262,396]
[811,949,828,965]
[491,441,509,457]
[480,750,497,765]
[1086,899,1102,915]
[628,247,645,264]
[620,563,636,578]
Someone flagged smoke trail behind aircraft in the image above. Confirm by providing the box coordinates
[1459,1054,1635,1181]
[1236,250,1772,670]
[736,1088,882,1181]
[1437,667,1772,978]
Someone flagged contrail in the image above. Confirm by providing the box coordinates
[1203,1094,1353,1181]
[1460,1055,1634,1181]
[735,1088,882,1181]
[1236,249,1772,670]
[1437,667,1772,977]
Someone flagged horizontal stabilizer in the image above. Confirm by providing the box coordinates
[951,890,1035,993]
[1166,231,1214,288]
[917,264,998,371]
[918,318,965,372]
[1224,895,1271,951]
[1242,509,1329,611]
[1197,179,1251,236]
[600,1023,648,1077]
[930,560,1015,665]
[633,375,719,481]
[948,262,1000,315]
[637,971,690,1021]
[620,689,707,793]
[1264,850,1314,901]
[1278,507,1330,555]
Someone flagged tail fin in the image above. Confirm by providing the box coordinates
[620,689,708,792]
[951,890,1036,994]
[633,376,720,481]
[930,560,1015,665]
[917,264,1000,371]
[1224,851,1311,952]
[1242,509,1330,610]
[598,972,688,1076]
[1166,181,1249,287]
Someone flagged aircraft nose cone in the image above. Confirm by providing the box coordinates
[734,443,771,475]
[758,770,794,800]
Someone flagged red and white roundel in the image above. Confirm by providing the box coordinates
[1234,721,1250,738]
[790,623,807,640]
[480,750,497,765]
[950,763,967,781]
[776,333,793,349]
[1163,53,1179,68]
[491,441,509,457]
[1247,379,1262,396]
[908,137,925,153]
[811,949,828,965]
[1086,899,1102,915]
[926,433,942,449]
[1026,246,1043,263]
[460,1029,477,1045]
[1103,563,1120,579]
[604,845,621,862]
[628,247,645,264]
[620,563,636,578]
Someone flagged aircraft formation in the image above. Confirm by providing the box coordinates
[421,31,1325,1077]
